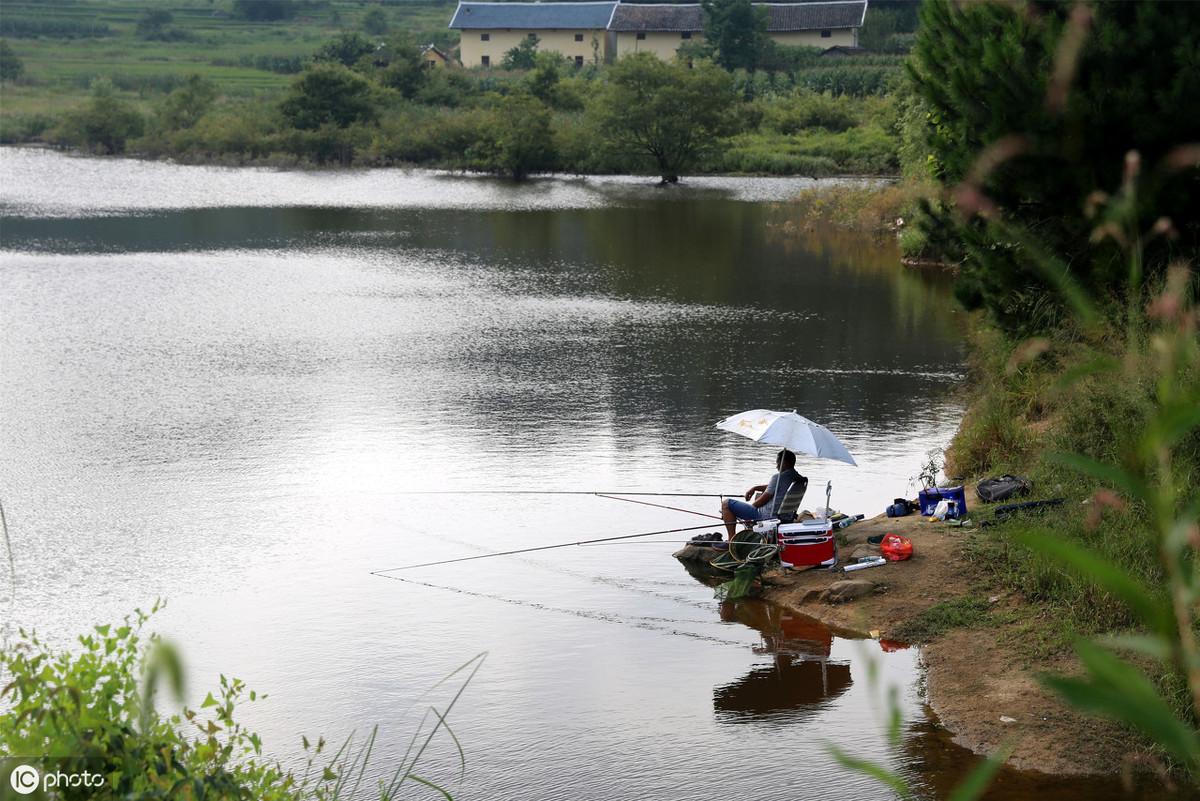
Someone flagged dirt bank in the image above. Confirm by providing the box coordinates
[675,513,1134,777]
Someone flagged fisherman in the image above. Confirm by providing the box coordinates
[720,449,806,540]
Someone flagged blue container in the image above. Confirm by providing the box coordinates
[918,486,967,518]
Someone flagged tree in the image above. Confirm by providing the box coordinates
[908,0,1200,334]
[0,39,22,82]
[702,0,767,72]
[589,53,739,183]
[160,74,219,130]
[58,78,145,153]
[501,35,539,70]
[474,92,556,180]
[135,9,173,39]
[313,31,376,68]
[362,7,388,36]
[374,36,427,99]
[279,64,376,130]
[232,0,297,22]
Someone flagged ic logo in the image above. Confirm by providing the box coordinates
[9,763,40,795]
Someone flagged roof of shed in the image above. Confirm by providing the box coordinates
[449,2,618,30]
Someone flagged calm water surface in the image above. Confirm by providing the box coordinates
[0,149,1175,800]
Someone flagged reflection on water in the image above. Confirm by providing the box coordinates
[715,602,855,724]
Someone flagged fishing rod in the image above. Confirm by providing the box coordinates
[592,493,722,520]
[371,521,720,573]
[387,490,737,497]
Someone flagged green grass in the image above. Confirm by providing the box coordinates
[893,596,992,642]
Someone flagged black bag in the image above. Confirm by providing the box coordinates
[977,475,1032,503]
[885,498,918,517]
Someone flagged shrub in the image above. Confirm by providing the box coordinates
[501,36,539,71]
[761,90,857,134]
[0,38,22,81]
[0,111,56,143]
[470,92,557,179]
[51,78,145,154]
[0,605,300,799]
[363,7,389,35]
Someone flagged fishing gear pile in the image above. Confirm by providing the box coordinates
[712,530,779,601]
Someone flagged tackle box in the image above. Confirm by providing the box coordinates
[777,519,837,569]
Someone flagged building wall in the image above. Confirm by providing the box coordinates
[459,29,608,67]
[769,28,858,49]
[422,52,448,69]
[614,31,702,61]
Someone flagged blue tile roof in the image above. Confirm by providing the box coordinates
[450,2,618,30]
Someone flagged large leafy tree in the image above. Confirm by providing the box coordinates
[909,0,1200,334]
[702,0,767,72]
[279,64,376,130]
[590,53,738,183]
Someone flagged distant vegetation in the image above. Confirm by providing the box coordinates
[0,0,917,180]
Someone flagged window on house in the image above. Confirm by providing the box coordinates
[481,55,490,67]
[574,33,584,42]
[681,31,692,39]
[821,30,832,38]
[481,33,490,41]
[575,55,584,66]
[636,32,646,40]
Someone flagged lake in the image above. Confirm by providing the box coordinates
[0,148,1160,800]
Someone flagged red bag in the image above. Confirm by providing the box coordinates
[880,534,913,562]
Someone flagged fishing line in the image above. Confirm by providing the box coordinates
[429,530,719,610]
[372,571,751,649]
[371,522,717,574]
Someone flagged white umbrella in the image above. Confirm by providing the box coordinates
[716,409,858,466]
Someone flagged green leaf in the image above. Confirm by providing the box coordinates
[949,744,1012,801]
[407,773,454,801]
[826,743,912,800]
[1053,354,1120,390]
[1048,451,1150,504]
[1096,633,1172,661]
[200,691,217,708]
[1014,532,1171,633]
[1148,403,1200,450]
[1042,641,1200,766]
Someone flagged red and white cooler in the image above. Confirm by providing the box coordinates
[777,519,837,569]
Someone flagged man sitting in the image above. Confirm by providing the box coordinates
[720,449,806,540]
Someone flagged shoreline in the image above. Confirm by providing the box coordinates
[676,512,1138,778]
[0,142,899,182]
